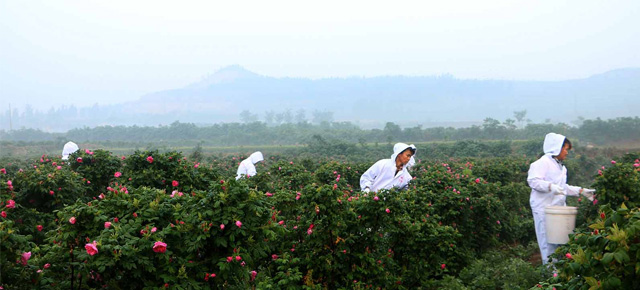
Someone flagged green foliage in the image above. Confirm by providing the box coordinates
[535,159,640,290]
[593,158,640,208]
[69,149,123,196]
[459,245,543,290]
[11,159,87,213]
[2,148,630,289]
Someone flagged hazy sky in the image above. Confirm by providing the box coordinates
[1,0,639,111]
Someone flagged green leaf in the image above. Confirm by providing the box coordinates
[602,253,614,264]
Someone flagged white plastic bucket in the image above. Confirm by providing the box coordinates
[545,206,578,244]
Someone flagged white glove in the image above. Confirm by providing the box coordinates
[550,184,565,196]
[363,188,370,193]
[581,188,596,201]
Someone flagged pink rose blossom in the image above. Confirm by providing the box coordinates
[151,227,157,233]
[235,256,242,261]
[153,241,167,253]
[250,270,257,281]
[114,172,122,178]
[272,254,278,260]
[21,252,31,266]
[226,256,233,262]
[69,217,76,224]
[5,200,15,209]
[235,220,242,228]
[441,263,446,269]
[99,193,105,199]
[146,156,154,163]
[49,190,54,196]
[611,160,616,164]
[0,211,6,218]
[374,196,379,201]
[172,180,179,187]
[85,241,98,256]
[565,253,572,259]
[37,225,43,231]
[475,178,480,183]
[56,166,62,170]
[44,263,51,269]
[265,192,273,197]
[0,168,5,174]
[104,222,112,229]
[220,224,225,230]
[385,208,391,213]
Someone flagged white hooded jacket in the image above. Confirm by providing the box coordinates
[61,141,79,160]
[236,151,264,180]
[360,143,416,192]
[527,133,581,213]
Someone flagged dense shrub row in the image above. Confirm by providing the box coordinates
[0,148,624,289]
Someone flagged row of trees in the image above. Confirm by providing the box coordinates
[2,116,638,147]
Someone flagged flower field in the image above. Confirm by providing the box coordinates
[1,149,638,289]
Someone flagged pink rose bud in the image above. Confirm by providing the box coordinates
[37,225,43,231]
[69,217,76,224]
[114,172,122,178]
[565,253,572,259]
[220,224,225,230]
[374,196,379,201]
[385,208,391,213]
[104,222,112,228]
[441,263,446,269]
[235,221,242,228]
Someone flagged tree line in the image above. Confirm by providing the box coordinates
[1,116,638,147]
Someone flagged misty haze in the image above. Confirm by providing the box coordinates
[1,1,640,289]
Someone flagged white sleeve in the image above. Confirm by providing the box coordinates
[360,161,382,191]
[236,162,247,180]
[246,163,257,177]
[527,161,552,193]
[564,185,582,197]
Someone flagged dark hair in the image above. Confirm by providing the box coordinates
[401,147,416,155]
[563,138,572,150]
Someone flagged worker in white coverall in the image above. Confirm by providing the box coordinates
[527,133,596,264]
[360,143,416,193]
[236,151,264,180]
[61,141,79,160]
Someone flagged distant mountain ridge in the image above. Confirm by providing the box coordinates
[125,66,640,127]
[2,66,638,132]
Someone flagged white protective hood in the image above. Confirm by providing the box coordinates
[543,133,566,156]
[61,141,79,160]
[391,143,417,168]
[249,151,264,164]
